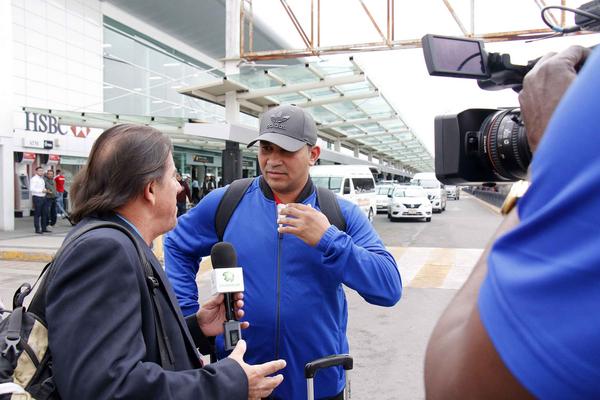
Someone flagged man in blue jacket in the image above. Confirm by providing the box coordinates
[165,104,402,399]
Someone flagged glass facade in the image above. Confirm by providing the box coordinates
[102,17,259,184]
[103,18,225,121]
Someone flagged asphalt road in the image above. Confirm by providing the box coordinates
[340,193,502,399]
[0,192,503,399]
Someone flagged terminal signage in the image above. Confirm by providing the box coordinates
[192,154,214,164]
[25,112,68,135]
[24,112,91,139]
[23,137,44,149]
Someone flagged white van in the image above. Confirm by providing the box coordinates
[310,165,377,222]
[410,172,447,212]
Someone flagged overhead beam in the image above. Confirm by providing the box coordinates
[358,0,390,46]
[442,0,469,36]
[318,115,397,129]
[346,129,410,139]
[232,73,365,100]
[294,91,379,108]
[232,29,568,61]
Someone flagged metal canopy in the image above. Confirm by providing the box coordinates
[179,57,433,172]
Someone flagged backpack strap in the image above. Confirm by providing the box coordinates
[31,221,176,370]
[214,178,254,242]
[315,186,347,233]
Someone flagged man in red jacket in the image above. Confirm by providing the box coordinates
[54,169,66,216]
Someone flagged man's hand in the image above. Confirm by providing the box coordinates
[228,340,286,400]
[195,292,249,337]
[277,203,331,247]
[519,45,590,153]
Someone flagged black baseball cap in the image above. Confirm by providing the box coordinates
[247,105,318,152]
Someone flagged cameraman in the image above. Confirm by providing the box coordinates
[425,44,596,399]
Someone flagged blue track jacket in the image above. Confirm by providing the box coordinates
[164,177,402,399]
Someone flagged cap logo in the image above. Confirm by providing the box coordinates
[267,112,290,130]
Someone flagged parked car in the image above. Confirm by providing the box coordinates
[387,185,432,222]
[310,165,377,223]
[375,184,395,213]
[446,185,460,200]
[410,172,447,213]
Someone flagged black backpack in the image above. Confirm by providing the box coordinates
[0,221,175,399]
[214,178,346,242]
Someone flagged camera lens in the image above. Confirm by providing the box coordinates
[478,108,531,181]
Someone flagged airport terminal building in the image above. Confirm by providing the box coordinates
[0,0,431,231]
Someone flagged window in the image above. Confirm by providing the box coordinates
[412,179,440,189]
[377,186,392,195]
[352,178,375,193]
[312,176,343,191]
[343,179,351,194]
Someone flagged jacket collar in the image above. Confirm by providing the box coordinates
[258,175,314,203]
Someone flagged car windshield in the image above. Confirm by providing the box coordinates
[312,176,343,191]
[394,188,425,198]
[413,179,440,189]
[376,186,392,195]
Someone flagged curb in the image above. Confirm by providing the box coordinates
[464,192,501,214]
[0,249,215,275]
[0,250,54,262]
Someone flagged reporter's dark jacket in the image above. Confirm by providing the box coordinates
[45,214,247,399]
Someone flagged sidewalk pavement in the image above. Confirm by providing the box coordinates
[0,216,213,273]
[0,216,72,262]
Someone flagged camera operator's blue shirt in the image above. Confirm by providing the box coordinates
[479,46,600,399]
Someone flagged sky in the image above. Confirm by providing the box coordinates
[251,0,600,154]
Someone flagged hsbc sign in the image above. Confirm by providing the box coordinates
[24,112,91,139]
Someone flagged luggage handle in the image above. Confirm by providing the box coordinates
[304,354,353,379]
[305,355,353,400]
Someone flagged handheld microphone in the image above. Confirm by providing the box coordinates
[210,242,244,351]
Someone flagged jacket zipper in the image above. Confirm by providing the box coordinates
[275,207,283,360]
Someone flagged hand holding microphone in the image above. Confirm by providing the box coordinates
[209,242,245,351]
[195,291,248,338]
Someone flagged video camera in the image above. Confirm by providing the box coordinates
[422,1,600,184]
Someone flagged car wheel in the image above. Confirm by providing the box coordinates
[368,208,374,223]
[426,217,431,222]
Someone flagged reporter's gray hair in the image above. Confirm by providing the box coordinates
[70,124,172,223]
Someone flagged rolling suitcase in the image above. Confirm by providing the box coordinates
[305,354,353,400]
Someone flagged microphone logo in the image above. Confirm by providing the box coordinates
[223,271,235,282]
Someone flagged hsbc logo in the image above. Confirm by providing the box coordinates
[25,112,89,139]
[71,126,91,138]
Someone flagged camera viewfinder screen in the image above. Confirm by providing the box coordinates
[422,35,489,79]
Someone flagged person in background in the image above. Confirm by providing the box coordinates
[30,166,48,234]
[191,178,200,204]
[202,175,216,197]
[54,169,66,217]
[424,46,597,399]
[176,172,192,217]
[44,169,58,229]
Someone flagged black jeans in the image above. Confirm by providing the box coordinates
[32,196,46,232]
[44,197,57,227]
